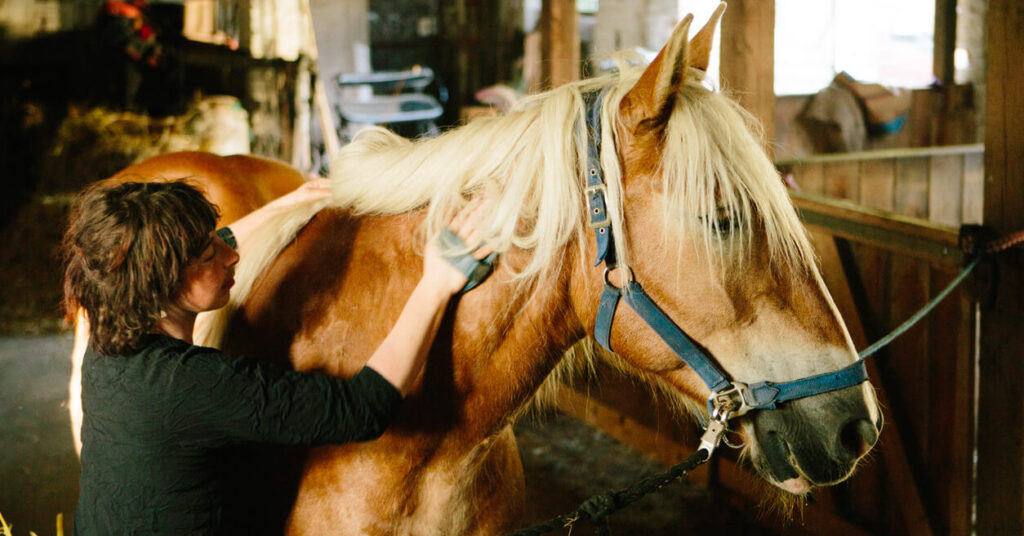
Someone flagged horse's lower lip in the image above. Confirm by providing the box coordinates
[778,476,812,495]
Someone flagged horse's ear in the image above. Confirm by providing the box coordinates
[620,14,694,130]
[689,3,726,72]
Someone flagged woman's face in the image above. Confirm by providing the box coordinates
[173,233,240,314]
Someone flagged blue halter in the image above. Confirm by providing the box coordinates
[581,89,868,424]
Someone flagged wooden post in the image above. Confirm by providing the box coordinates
[933,0,957,145]
[975,0,1024,533]
[540,0,579,89]
[719,0,775,156]
[933,0,957,86]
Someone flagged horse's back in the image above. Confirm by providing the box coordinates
[104,151,307,223]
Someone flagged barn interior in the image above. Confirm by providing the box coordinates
[1,0,1022,535]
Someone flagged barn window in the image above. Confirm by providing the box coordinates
[774,0,936,95]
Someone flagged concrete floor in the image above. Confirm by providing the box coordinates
[0,333,770,535]
[0,333,79,535]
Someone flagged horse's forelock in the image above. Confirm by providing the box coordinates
[656,77,818,280]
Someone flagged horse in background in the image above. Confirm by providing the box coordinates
[71,7,881,534]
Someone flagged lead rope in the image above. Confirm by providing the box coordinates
[504,226,1024,536]
[507,450,710,536]
[860,226,1024,359]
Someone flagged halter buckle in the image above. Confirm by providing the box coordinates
[584,184,611,229]
[709,381,757,420]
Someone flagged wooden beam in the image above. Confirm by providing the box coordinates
[975,0,1024,533]
[719,0,775,156]
[933,0,957,87]
[539,0,579,89]
[811,231,936,536]
[791,192,963,267]
[775,144,984,166]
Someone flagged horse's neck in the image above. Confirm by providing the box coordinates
[438,250,586,438]
[250,209,586,440]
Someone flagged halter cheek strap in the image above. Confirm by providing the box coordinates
[584,90,616,268]
[583,87,868,424]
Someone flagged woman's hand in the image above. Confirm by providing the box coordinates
[221,178,331,258]
[266,178,332,210]
[422,198,495,296]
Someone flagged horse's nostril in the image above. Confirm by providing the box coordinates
[838,418,878,460]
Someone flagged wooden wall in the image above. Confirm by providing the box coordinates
[777,144,984,227]
[796,194,976,536]
[975,0,1024,532]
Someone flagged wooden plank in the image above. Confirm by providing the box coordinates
[907,88,937,147]
[794,162,825,195]
[927,153,964,227]
[962,151,984,224]
[840,240,890,527]
[926,268,976,536]
[539,0,579,89]
[824,161,860,202]
[791,192,962,267]
[887,255,931,461]
[720,0,775,155]
[976,0,1024,532]
[894,156,930,219]
[775,144,984,167]
[859,158,896,212]
[811,231,935,536]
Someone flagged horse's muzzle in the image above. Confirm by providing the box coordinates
[748,385,881,490]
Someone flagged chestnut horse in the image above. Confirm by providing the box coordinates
[71,9,881,534]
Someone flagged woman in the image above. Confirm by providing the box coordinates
[62,179,493,535]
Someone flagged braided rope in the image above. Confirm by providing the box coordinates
[858,256,980,358]
[861,226,1024,358]
[983,229,1024,254]
[506,450,709,536]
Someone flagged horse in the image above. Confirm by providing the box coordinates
[70,7,881,534]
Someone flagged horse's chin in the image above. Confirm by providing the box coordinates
[749,436,857,497]
[775,476,812,495]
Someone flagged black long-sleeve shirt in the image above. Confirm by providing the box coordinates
[74,333,401,535]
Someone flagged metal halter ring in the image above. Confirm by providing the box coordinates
[708,381,757,420]
[602,267,635,288]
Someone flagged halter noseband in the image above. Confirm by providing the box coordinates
[581,89,868,455]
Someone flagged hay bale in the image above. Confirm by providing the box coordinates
[0,97,250,334]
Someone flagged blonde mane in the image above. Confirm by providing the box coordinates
[195,63,817,350]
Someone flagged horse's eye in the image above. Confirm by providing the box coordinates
[715,216,733,234]
[698,209,737,236]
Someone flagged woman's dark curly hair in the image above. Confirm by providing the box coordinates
[61,180,219,355]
